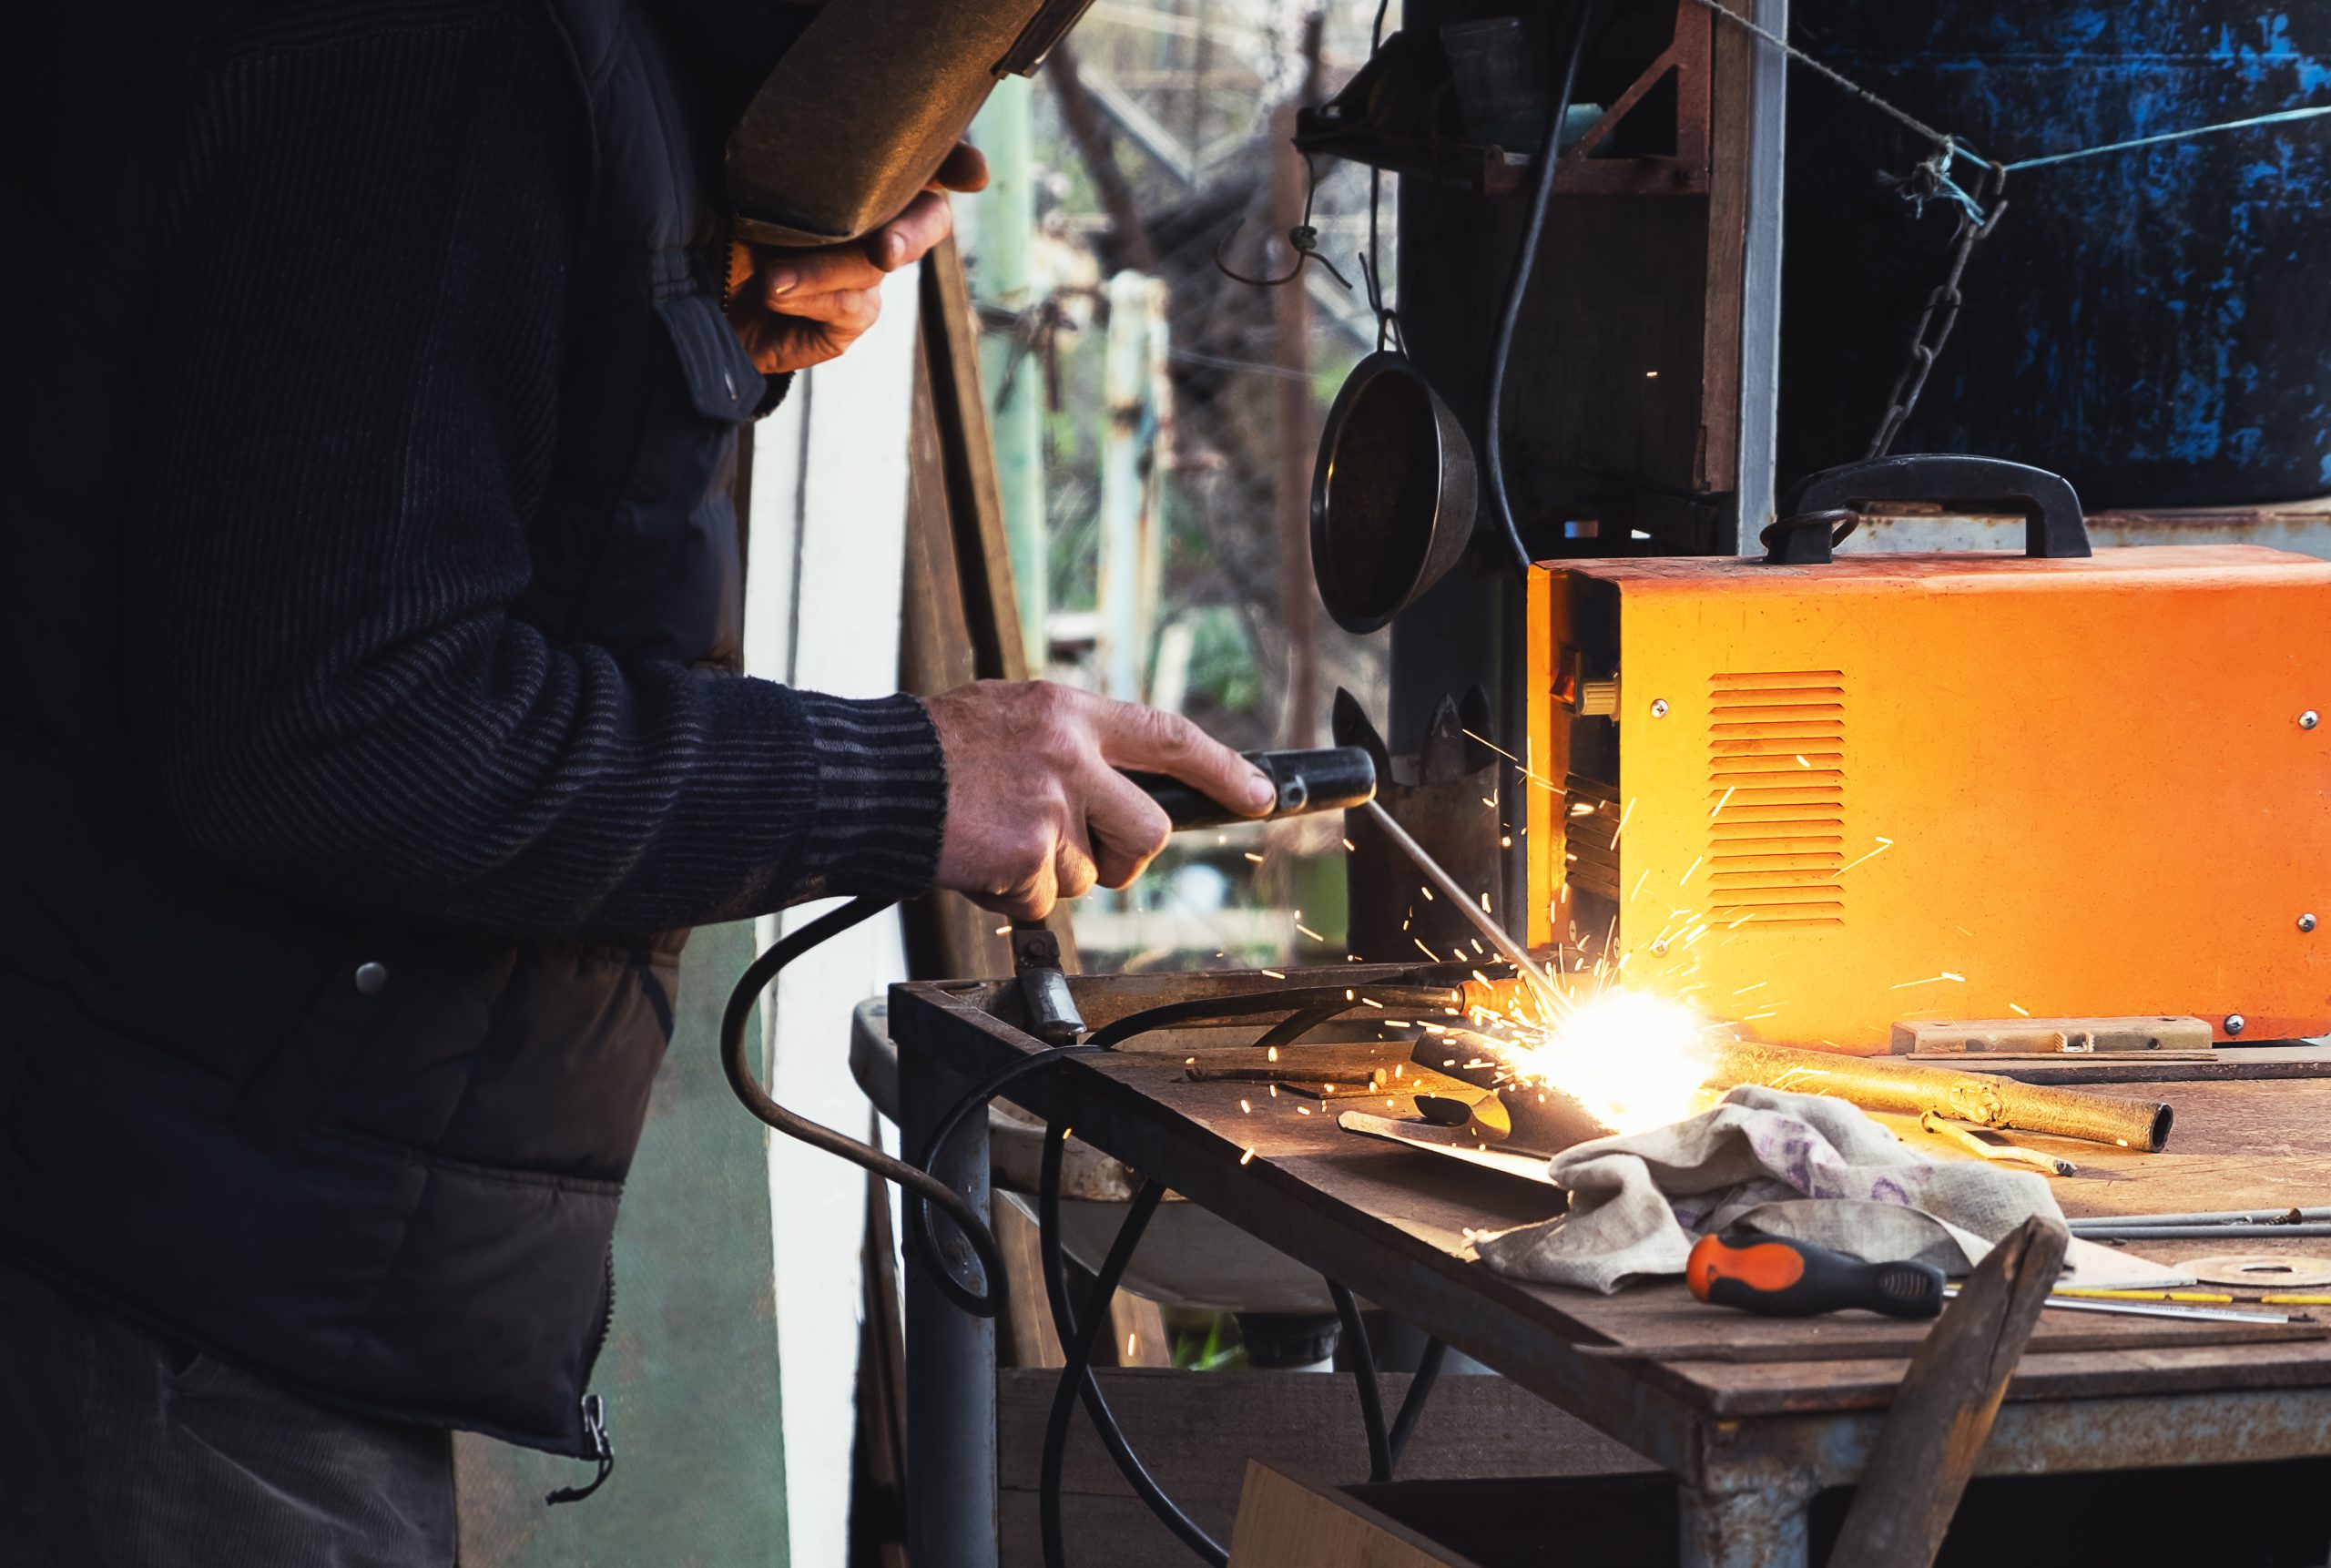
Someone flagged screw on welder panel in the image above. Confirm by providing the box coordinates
[2305,711,2321,730]
[1650,939,1669,955]
[354,962,388,996]
[2303,914,2319,933]
[2225,1013,2247,1036]
[1650,698,1670,718]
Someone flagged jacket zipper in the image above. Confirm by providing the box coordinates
[545,1246,617,1506]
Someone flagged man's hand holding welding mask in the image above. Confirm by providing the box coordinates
[727,147,1278,919]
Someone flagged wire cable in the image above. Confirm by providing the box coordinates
[1038,1126,1231,1567]
[1327,1279,1393,1483]
[1042,1180,1168,1568]
[1387,1338,1449,1470]
[1481,3,1597,576]
[719,895,1011,1317]
[1086,984,1458,1050]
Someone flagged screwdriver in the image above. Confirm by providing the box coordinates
[1686,1232,1945,1320]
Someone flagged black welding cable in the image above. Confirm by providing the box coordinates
[1085,984,1457,1050]
[1042,1180,1168,1568]
[719,895,1013,1317]
[1387,1338,1450,1471]
[1481,2,1600,575]
[1326,1279,1394,1484]
[1251,1003,1355,1053]
[1037,1126,1230,1567]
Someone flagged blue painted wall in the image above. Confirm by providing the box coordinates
[1778,5,2331,506]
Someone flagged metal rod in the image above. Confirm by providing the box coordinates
[1361,799,1559,1008]
[1944,1287,2290,1326]
[2067,1224,2331,1240]
[2069,1207,2331,1230]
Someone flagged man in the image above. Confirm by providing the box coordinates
[0,2,1269,1561]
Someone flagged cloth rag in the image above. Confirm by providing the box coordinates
[1472,1085,2064,1292]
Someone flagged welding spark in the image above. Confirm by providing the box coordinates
[1630,869,1650,903]
[1678,855,1703,885]
[1413,937,1438,960]
[1889,972,1967,989]
[1610,798,1636,846]
[1343,838,1357,852]
[1239,1098,1251,1114]
[1420,886,1435,901]
[1569,801,1597,817]
[1266,1045,1279,1063]
[1296,921,1325,942]
[1731,981,1766,996]
[1796,755,1810,768]
[2009,1003,2030,1016]
[1837,837,1895,876]
[1261,968,1287,979]
[1710,786,1736,819]
[993,924,1011,936]
[1243,850,1266,864]
[1240,1147,1256,1166]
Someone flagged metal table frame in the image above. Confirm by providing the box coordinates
[888,973,2331,1568]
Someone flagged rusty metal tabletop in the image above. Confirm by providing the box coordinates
[887,963,2331,1568]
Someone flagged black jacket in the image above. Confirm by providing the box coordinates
[0,0,944,1455]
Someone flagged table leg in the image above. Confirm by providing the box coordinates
[1679,1481,1811,1568]
[901,1046,998,1568]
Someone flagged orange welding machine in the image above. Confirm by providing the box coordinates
[1520,456,2331,1052]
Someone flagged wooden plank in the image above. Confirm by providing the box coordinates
[1825,1217,2068,1567]
[1108,1291,1173,1369]
[1892,1016,2215,1056]
[996,1366,1655,1568]
[1227,1463,1475,1568]
[993,1193,1066,1370]
[918,234,1027,685]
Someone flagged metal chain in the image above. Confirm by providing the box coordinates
[1866,163,2009,460]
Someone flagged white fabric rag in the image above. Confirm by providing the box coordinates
[1472,1084,2064,1292]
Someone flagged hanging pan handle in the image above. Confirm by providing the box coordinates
[1765,454,2091,565]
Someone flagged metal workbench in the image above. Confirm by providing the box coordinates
[887,964,2331,1567]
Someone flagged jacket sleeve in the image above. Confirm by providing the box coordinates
[127,4,945,939]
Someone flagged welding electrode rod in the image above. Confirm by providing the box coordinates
[2068,1207,2331,1230]
[1710,1041,2173,1153]
[2063,1224,2331,1240]
[1360,799,1559,1007]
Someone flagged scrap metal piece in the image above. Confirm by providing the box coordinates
[1892,1015,2214,1056]
[1919,1111,2077,1176]
[2187,1254,2331,1290]
[1010,923,1085,1046]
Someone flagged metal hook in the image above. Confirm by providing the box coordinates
[1210,155,1352,291]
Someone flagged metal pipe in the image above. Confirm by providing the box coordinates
[1708,1040,2173,1152]
[2066,1224,2331,1240]
[2070,1207,2331,1230]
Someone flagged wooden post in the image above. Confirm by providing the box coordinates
[1824,1216,2071,1567]
[1272,12,1326,748]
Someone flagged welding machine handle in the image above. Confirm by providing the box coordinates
[1125,747,1377,832]
[1768,454,2090,565]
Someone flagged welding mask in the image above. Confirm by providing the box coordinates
[721,0,1097,247]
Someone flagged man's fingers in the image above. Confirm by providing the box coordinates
[1054,832,1099,904]
[758,245,886,305]
[932,141,990,194]
[1089,697,1276,818]
[867,189,956,272]
[1084,767,1174,889]
[771,287,882,334]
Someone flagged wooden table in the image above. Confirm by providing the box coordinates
[886,966,2331,1568]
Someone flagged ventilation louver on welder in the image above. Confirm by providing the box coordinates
[1705,671,1846,931]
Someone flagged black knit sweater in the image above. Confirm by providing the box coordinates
[3,0,946,940]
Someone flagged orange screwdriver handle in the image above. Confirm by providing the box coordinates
[1686,1232,1944,1319]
